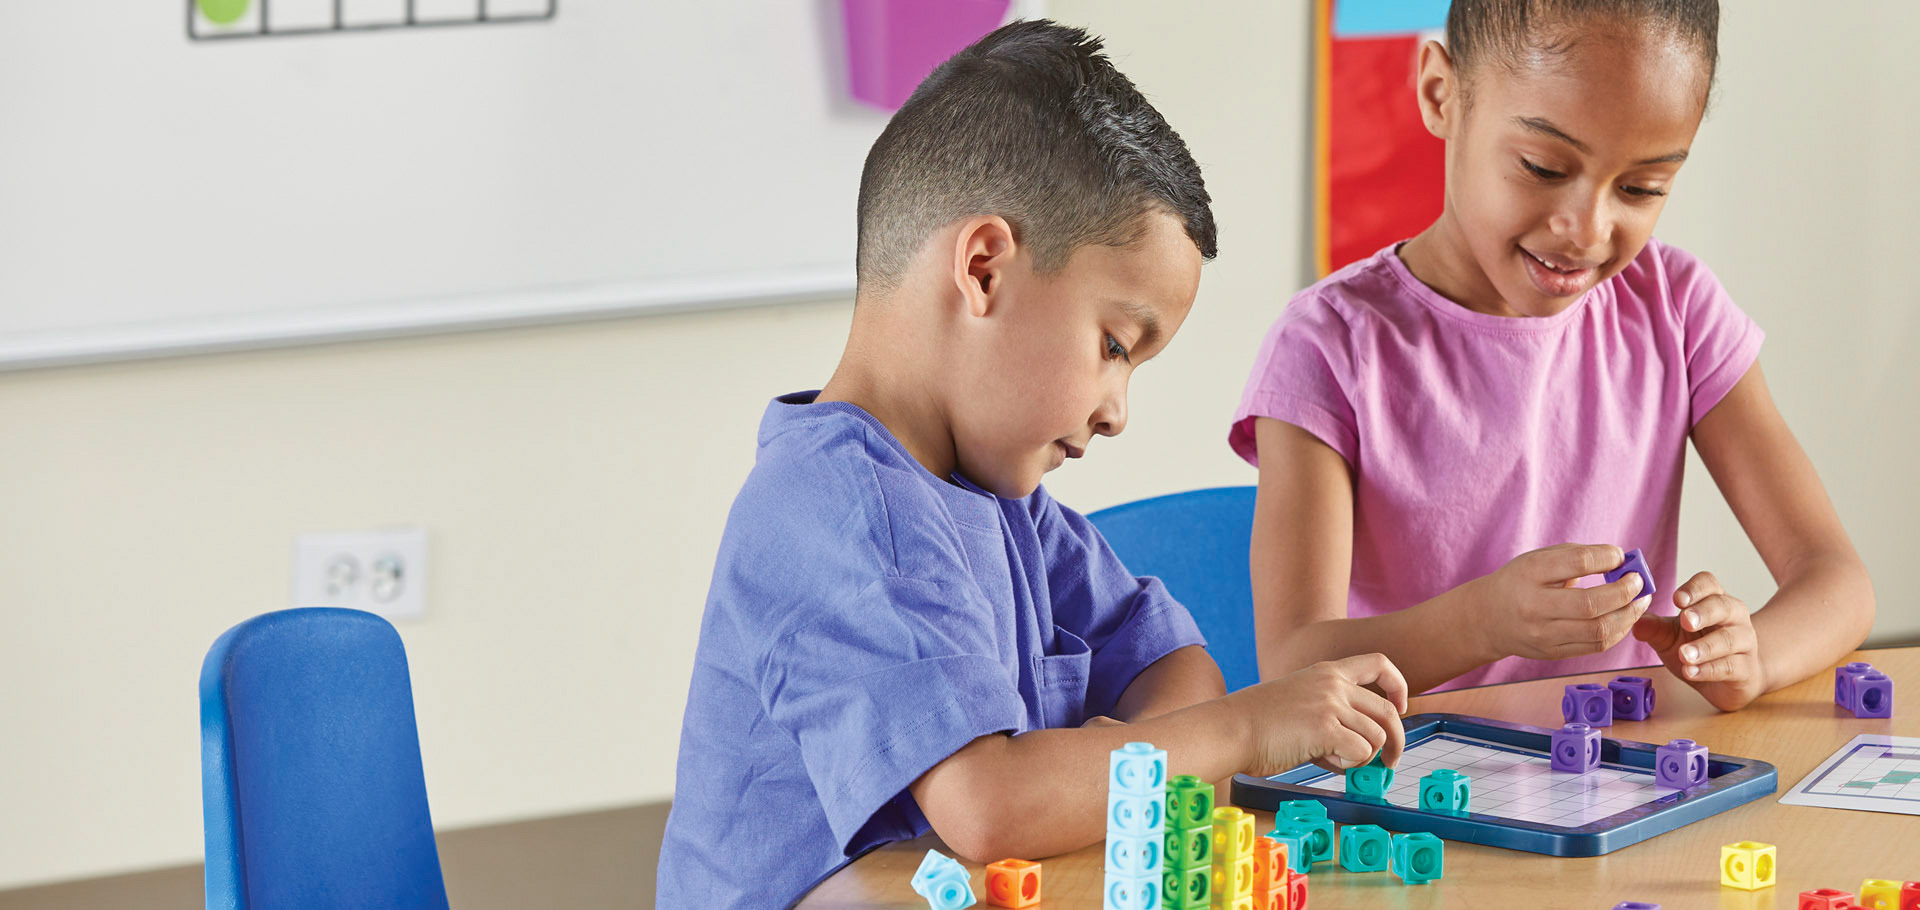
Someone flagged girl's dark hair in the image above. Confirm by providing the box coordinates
[1446,0,1719,95]
[855,20,1216,293]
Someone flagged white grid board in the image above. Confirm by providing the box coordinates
[1298,733,1666,828]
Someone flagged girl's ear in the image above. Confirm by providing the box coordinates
[1414,39,1460,140]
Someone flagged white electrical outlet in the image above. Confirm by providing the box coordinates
[293,527,428,620]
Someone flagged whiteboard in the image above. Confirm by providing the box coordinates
[0,1,1031,370]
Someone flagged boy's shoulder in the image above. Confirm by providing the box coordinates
[726,392,997,581]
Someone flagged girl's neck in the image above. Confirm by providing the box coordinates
[1400,214,1527,318]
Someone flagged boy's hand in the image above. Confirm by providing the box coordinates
[1238,653,1409,778]
[1473,544,1653,662]
[1632,571,1766,711]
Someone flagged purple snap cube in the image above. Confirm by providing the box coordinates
[1836,662,1875,710]
[1852,671,1893,718]
[1604,548,1656,598]
[1609,676,1655,721]
[1551,723,1601,773]
[1563,682,1613,727]
[1655,739,1709,790]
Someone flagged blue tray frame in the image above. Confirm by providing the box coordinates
[1229,713,1777,856]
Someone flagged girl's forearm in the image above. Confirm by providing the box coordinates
[1750,550,1876,695]
[1258,582,1495,695]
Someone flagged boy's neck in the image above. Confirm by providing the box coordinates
[817,299,962,484]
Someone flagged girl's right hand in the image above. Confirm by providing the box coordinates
[1235,653,1409,778]
[1472,544,1652,661]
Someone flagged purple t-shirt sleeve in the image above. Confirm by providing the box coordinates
[758,575,1028,854]
[1031,491,1206,718]
[1662,243,1765,425]
[1228,293,1361,467]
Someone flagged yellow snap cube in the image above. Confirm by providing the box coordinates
[1210,807,1254,860]
[1718,841,1776,890]
[1858,879,1902,910]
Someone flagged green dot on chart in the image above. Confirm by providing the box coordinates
[198,0,251,25]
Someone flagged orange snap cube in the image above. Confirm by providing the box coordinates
[1251,835,1290,894]
[985,858,1040,909]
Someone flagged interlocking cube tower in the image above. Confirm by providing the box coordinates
[1391,832,1445,885]
[1105,744,1167,910]
[1610,675,1656,721]
[1563,682,1615,726]
[1211,807,1255,903]
[1720,841,1776,891]
[1346,751,1394,799]
[1853,671,1894,718]
[1837,662,1875,707]
[1338,824,1391,873]
[1656,739,1710,790]
[985,859,1040,909]
[1798,888,1854,909]
[1551,722,1602,773]
[1288,872,1308,910]
[911,850,977,910]
[1161,774,1212,909]
[1859,879,1903,909]
[1605,547,1656,598]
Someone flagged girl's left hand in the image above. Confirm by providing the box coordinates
[1630,571,1767,711]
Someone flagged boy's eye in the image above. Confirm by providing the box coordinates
[1104,333,1131,363]
[1521,159,1565,181]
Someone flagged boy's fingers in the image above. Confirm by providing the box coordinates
[1336,652,1410,713]
[1673,570,1723,609]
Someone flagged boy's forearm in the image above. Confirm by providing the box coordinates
[914,694,1254,863]
[1750,551,1876,695]
[1261,584,1492,696]
[1111,645,1226,722]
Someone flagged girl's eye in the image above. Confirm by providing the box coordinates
[1104,333,1131,363]
[1521,159,1565,181]
[1622,185,1668,198]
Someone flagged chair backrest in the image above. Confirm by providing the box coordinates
[1086,486,1262,692]
[200,608,449,910]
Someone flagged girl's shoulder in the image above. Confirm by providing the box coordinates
[1611,237,1726,311]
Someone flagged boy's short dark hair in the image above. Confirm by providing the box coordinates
[855,20,1217,294]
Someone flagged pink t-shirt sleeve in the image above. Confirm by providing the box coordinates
[1228,293,1360,468]
[1661,243,1765,425]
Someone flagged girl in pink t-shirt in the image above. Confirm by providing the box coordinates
[1233,0,1874,704]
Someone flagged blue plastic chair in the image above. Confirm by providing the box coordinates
[200,607,450,910]
[1087,486,1262,693]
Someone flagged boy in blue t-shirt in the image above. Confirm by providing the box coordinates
[657,20,1411,907]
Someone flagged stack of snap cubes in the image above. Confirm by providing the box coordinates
[1105,743,1167,910]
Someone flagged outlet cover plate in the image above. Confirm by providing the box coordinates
[293,527,428,620]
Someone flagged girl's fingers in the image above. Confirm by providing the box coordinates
[1679,592,1748,634]
[1680,622,1756,667]
[1673,570,1723,610]
[1685,650,1754,683]
[1551,572,1644,619]
[1531,544,1625,584]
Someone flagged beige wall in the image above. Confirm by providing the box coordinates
[1,0,1912,890]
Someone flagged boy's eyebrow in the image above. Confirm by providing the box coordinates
[1115,298,1162,351]
[1513,115,1690,165]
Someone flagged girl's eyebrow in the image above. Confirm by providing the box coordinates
[1512,115,1690,165]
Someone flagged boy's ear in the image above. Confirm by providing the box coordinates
[951,215,1018,318]
[1414,40,1459,140]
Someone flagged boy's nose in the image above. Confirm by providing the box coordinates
[1092,389,1128,437]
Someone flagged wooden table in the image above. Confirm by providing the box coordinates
[798,648,1916,909]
